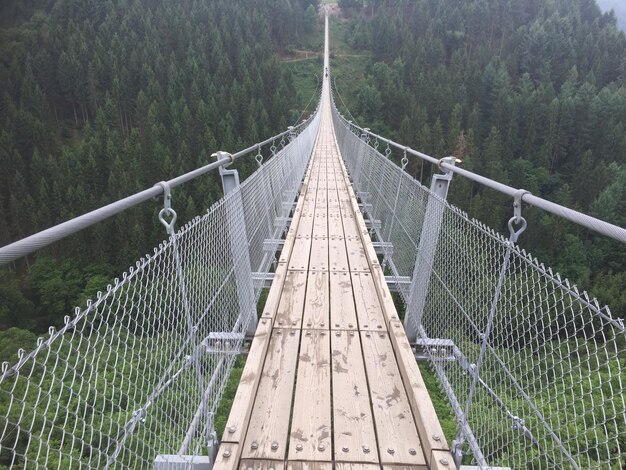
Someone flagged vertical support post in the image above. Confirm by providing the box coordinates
[215,152,258,337]
[404,157,457,342]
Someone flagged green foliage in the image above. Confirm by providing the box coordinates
[334,0,626,313]
[0,0,318,331]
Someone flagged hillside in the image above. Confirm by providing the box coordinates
[0,0,320,334]
[332,0,626,316]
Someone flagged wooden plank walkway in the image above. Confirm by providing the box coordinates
[213,15,455,470]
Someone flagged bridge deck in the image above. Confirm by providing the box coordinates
[213,15,454,470]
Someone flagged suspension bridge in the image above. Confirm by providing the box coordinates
[1,15,625,470]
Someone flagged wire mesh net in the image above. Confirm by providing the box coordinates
[332,104,626,470]
[0,112,320,469]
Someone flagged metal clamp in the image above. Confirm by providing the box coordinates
[212,151,235,167]
[154,181,177,236]
[438,156,462,173]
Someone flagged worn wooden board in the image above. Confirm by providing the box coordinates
[242,328,301,460]
[287,463,332,470]
[341,216,361,239]
[335,465,380,470]
[213,443,239,470]
[221,261,295,443]
[313,214,328,238]
[289,236,312,271]
[346,237,370,272]
[302,271,329,329]
[387,321,450,463]
[331,331,379,463]
[383,466,429,470]
[309,236,329,271]
[360,331,426,466]
[366,251,450,461]
[351,272,386,331]
[328,214,345,239]
[329,271,357,330]
[288,330,332,461]
[275,270,307,328]
[328,236,349,272]
[429,451,457,470]
[296,215,314,238]
[239,460,284,470]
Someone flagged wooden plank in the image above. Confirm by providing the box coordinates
[351,272,386,331]
[288,330,332,461]
[289,236,312,271]
[214,443,239,470]
[335,465,379,470]
[328,214,345,239]
[276,270,307,327]
[346,236,370,272]
[342,215,361,239]
[429,451,457,470]
[360,331,426,466]
[287,463,332,470]
[329,236,349,272]
[302,271,329,329]
[330,271,358,330]
[309,236,329,271]
[243,328,301,460]
[387,321,450,463]
[296,215,314,237]
[239,460,284,470]
[331,331,379,464]
[222,264,292,443]
[313,214,328,238]
[384,466,428,470]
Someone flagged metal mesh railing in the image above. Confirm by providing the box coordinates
[0,111,320,469]
[332,103,626,469]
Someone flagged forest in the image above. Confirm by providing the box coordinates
[0,0,319,338]
[0,0,624,468]
[333,0,626,320]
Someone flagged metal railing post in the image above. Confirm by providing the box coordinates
[214,152,258,337]
[404,157,457,342]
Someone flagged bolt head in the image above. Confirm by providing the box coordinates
[432,434,441,441]
[363,445,370,453]
[223,450,231,458]
[296,443,303,451]
[318,443,326,451]
[227,426,236,433]
[409,448,417,455]
[251,441,258,450]
[271,441,279,450]
[387,448,395,455]
[342,446,349,452]
[440,458,449,466]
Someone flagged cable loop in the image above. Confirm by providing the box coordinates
[255,145,263,167]
[507,216,527,243]
[401,147,409,170]
[385,145,391,158]
[154,181,177,236]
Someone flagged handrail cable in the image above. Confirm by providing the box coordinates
[332,101,626,245]
[0,115,318,265]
